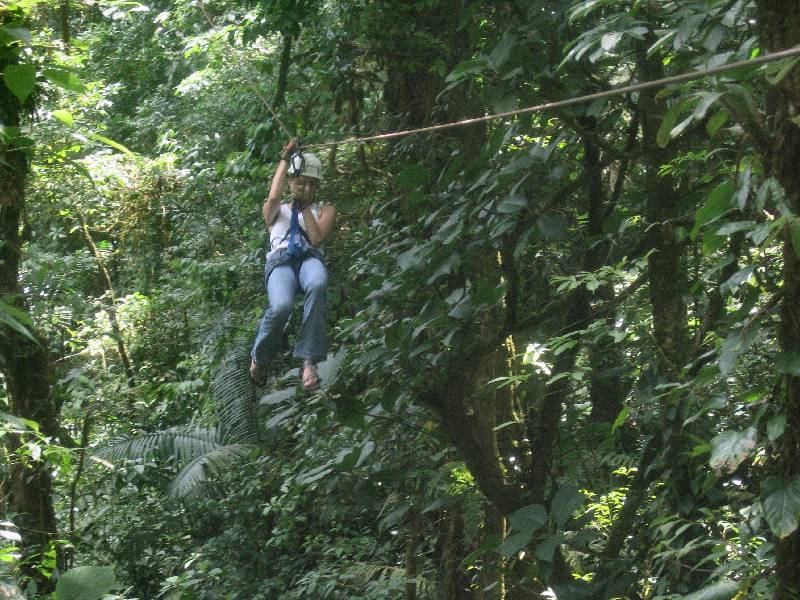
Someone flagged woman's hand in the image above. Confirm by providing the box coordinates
[280,138,299,161]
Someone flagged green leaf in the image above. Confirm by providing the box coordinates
[551,481,584,527]
[355,440,375,467]
[776,349,800,376]
[42,67,86,92]
[1,26,31,42]
[488,33,514,70]
[0,300,37,344]
[2,63,36,104]
[692,181,734,240]
[709,427,757,473]
[657,101,682,148]
[496,194,528,214]
[716,220,755,236]
[789,218,800,260]
[720,265,754,296]
[51,110,74,126]
[600,31,623,52]
[445,58,488,83]
[89,132,133,155]
[767,415,787,443]
[718,323,759,375]
[736,165,752,211]
[678,579,739,600]
[694,91,723,120]
[536,214,568,240]
[706,109,729,136]
[535,533,562,562]
[762,477,800,539]
[611,406,629,433]
[498,504,546,557]
[764,57,800,85]
[55,566,116,600]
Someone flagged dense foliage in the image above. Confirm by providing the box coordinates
[2,0,800,598]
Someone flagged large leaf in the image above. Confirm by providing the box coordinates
[169,444,256,498]
[213,350,256,444]
[2,64,35,104]
[551,481,584,528]
[103,427,220,463]
[762,476,800,539]
[718,323,759,376]
[42,67,86,92]
[790,217,800,259]
[709,427,757,473]
[691,181,734,240]
[498,504,546,557]
[776,349,800,376]
[0,299,37,344]
[678,579,739,600]
[55,566,115,600]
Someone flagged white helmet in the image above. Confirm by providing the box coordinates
[288,152,323,181]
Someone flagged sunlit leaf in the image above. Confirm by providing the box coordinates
[89,133,133,155]
[2,63,35,104]
[709,427,757,473]
[42,67,86,92]
[55,566,115,600]
[51,109,74,126]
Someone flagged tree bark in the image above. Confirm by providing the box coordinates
[0,19,59,592]
[581,118,625,425]
[754,3,800,597]
[77,210,136,388]
[404,508,424,600]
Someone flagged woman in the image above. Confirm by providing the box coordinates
[250,138,336,390]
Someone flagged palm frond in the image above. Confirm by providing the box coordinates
[213,348,257,444]
[102,427,220,464]
[168,443,257,498]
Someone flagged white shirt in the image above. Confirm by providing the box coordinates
[268,202,322,258]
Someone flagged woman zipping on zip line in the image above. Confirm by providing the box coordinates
[250,138,336,391]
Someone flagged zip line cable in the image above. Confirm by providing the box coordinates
[299,46,800,151]
[195,2,800,153]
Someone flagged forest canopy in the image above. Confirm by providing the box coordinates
[2,0,800,599]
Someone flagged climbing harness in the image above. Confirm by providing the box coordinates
[286,201,307,260]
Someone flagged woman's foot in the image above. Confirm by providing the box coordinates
[300,360,320,391]
[250,360,267,387]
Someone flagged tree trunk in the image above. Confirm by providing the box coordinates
[77,210,136,388]
[581,118,625,425]
[438,509,468,599]
[404,509,424,600]
[0,23,59,592]
[754,3,800,597]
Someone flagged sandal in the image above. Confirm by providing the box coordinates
[300,360,320,392]
[250,360,268,387]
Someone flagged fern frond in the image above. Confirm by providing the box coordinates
[168,443,257,498]
[102,427,220,464]
[213,349,257,444]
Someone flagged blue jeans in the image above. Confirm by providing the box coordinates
[251,256,328,366]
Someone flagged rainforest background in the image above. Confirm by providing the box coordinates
[2,0,800,598]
